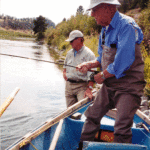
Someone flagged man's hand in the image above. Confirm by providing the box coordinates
[76,60,101,74]
[84,88,93,100]
[84,81,94,100]
[94,72,105,84]
[63,69,68,81]
[94,70,115,84]
[76,62,89,74]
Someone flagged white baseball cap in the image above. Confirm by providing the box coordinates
[87,0,121,11]
[66,30,84,42]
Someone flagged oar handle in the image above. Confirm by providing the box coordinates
[49,119,64,150]
[0,87,20,117]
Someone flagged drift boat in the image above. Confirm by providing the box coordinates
[6,93,150,150]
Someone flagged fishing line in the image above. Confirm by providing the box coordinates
[0,53,76,69]
[0,53,98,74]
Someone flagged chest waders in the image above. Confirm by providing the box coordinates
[101,44,146,96]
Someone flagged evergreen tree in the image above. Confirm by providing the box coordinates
[33,15,48,40]
[76,6,84,15]
[139,0,149,9]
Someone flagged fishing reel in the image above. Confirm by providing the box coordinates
[90,71,99,82]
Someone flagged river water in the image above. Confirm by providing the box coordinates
[0,39,66,150]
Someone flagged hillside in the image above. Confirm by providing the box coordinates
[0,15,55,31]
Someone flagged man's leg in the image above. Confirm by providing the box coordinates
[66,82,88,107]
[77,83,88,101]
[114,93,141,143]
[80,84,111,141]
[65,81,77,107]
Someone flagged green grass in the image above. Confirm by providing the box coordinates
[0,28,34,40]
[61,35,99,57]
[84,36,99,57]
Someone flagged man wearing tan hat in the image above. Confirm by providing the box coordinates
[76,0,146,148]
[63,30,95,108]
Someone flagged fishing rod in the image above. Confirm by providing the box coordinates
[0,53,77,69]
[0,53,99,74]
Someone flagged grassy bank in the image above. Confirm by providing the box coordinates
[0,27,34,40]
[61,35,99,57]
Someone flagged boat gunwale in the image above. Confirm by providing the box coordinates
[6,91,150,150]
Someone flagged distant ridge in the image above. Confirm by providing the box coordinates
[0,15,55,30]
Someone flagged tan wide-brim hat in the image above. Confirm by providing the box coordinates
[87,0,121,11]
[66,30,83,42]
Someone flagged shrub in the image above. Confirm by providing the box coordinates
[58,41,70,50]
[141,42,150,97]
[139,0,149,9]
[84,35,99,57]
[119,0,149,13]
[45,13,101,49]
[47,29,54,45]
[139,6,150,55]
[144,57,150,97]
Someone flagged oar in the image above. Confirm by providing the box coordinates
[136,109,150,125]
[0,87,20,117]
[15,92,97,149]
[49,119,64,150]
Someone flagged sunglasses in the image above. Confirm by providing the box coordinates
[70,37,78,43]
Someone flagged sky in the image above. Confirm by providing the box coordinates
[0,0,90,25]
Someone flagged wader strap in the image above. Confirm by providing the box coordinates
[102,28,106,45]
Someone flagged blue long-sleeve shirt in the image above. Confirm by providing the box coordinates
[97,11,143,79]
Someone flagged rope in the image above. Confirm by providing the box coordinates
[29,142,38,150]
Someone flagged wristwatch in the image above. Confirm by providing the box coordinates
[88,86,93,90]
[101,72,106,80]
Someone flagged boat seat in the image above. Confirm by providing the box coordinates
[83,141,147,150]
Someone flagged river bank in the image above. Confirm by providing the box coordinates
[0,27,34,40]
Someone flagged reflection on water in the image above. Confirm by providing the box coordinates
[0,39,66,149]
[32,45,43,59]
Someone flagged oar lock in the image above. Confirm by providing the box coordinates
[136,122,150,133]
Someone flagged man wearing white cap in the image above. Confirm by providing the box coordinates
[63,30,95,108]
[77,0,146,148]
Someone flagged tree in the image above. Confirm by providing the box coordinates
[62,18,66,22]
[76,6,84,15]
[33,15,48,41]
[139,0,149,9]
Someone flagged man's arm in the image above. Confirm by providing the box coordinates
[94,69,115,84]
[106,24,136,79]
[84,81,95,100]
[76,60,101,73]
[63,69,68,81]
